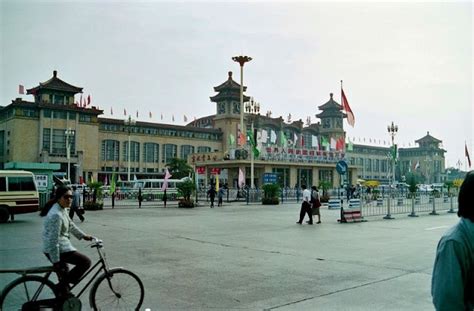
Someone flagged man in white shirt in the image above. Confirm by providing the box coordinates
[296,185,313,225]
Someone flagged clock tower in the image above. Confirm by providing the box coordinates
[210,71,250,151]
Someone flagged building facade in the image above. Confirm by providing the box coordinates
[0,70,445,188]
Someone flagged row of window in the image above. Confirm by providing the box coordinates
[101,140,212,163]
[100,123,220,141]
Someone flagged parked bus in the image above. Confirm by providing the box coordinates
[133,177,190,200]
[0,170,39,223]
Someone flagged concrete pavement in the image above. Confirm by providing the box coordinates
[0,202,457,310]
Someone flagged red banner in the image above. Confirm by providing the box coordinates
[196,167,206,174]
[210,168,221,175]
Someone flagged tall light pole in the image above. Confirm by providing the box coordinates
[245,97,260,189]
[232,55,252,146]
[65,128,75,181]
[384,121,398,220]
[124,115,136,182]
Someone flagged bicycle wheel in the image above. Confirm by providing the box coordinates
[0,275,58,310]
[90,268,144,311]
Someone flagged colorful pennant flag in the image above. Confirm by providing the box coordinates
[247,130,260,158]
[466,143,471,168]
[161,168,172,190]
[238,168,245,188]
[341,86,355,127]
[19,85,25,94]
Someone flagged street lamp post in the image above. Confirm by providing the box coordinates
[384,121,398,220]
[65,128,75,181]
[124,116,136,182]
[245,98,260,189]
[232,55,252,146]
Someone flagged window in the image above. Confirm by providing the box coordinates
[42,128,51,151]
[180,145,194,160]
[101,140,120,161]
[0,177,5,191]
[51,129,75,155]
[162,144,177,163]
[123,141,140,162]
[143,143,159,163]
[79,114,92,122]
[0,131,4,156]
[8,177,36,191]
[197,146,211,153]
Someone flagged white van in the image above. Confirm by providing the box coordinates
[0,170,39,223]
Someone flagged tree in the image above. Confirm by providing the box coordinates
[177,179,195,207]
[166,158,193,179]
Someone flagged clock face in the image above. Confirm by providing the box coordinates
[233,102,240,114]
[218,103,226,114]
[323,119,331,128]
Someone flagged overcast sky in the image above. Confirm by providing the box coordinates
[1,0,472,168]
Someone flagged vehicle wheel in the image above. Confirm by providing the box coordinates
[0,206,10,223]
[0,275,58,310]
[90,268,144,311]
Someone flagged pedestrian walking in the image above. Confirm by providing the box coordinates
[217,188,225,207]
[162,189,168,208]
[208,187,217,208]
[69,186,84,222]
[431,171,474,310]
[296,184,312,225]
[311,186,322,224]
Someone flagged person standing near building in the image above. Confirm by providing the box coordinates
[208,187,217,208]
[217,187,225,207]
[431,171,474,310]
[296,184,312,225]
[311,186,322,224]
[69,186,84,222]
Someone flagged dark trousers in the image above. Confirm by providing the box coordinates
[69,206,84,222]
[218,197,223,206]
[299,202,313,224]
[210,197,215,207]
[46,251,91,289]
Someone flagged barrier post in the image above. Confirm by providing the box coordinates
[447,194,455,213]
[246,188,249,205]
[429,194,438,215]
[408,196,417,217]
[384,195,394,219]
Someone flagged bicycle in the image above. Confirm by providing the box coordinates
[0,238,145,310]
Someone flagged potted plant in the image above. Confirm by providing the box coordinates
[177,179,195,208]
[261,184,280,205]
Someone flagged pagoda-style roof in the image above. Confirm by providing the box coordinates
[415,131,442,144]
[316,93,346,118]
[27,70,83,95]
[210,71,250,102]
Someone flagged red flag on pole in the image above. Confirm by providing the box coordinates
[341,87,355,127]
[465,143,471,168]
[19,85,25,94]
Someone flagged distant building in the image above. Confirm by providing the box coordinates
[0,70,445,188]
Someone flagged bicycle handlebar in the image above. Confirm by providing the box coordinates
[90,237,103,249]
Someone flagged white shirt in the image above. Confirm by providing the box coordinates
[42,203,86,263]
[302,189,312,203]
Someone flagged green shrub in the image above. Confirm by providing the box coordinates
[84,201,103,210]
[262,197,279,205]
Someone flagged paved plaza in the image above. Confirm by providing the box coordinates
[1,202,459,310]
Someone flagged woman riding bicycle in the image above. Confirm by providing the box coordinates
[40,185,94,298]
